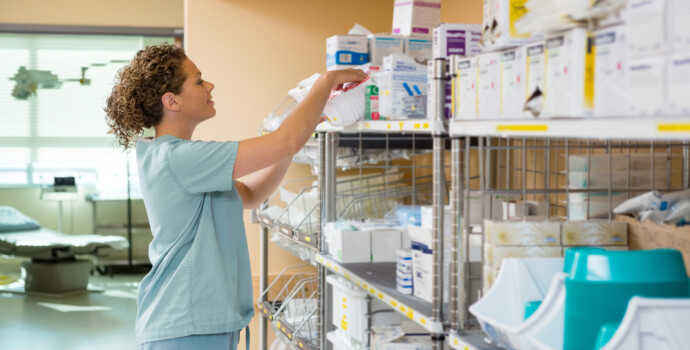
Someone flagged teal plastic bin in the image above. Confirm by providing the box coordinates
[563,249,689,350]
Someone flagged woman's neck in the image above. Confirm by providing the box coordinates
[154,116,197,140]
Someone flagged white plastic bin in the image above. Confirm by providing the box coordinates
[600,297,690,350]
[326,275,369,345]
[469,258,564,349]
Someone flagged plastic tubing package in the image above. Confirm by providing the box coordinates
[614,189,690,226]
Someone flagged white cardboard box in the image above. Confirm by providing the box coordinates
[383,53,427,73]
[368,34,405,68]
[326,35,368,70]
[593,25,629,117]
[392,0,442,36]
[411,245,433,303]
[667,52,690,115]
[670,0,690,52]
[374,71,427,118]
[477,52,501,117]
[500,46,526,119]
[483,0,539,50]
[371,229,403,262]
[432,23,482,58]
[628,55,666,116]
[404,35,433,64]
[625,0,668,57]
[542,28,593,118]
[324,223,371,263]
[453,56,478,120]
[524,41,546,118]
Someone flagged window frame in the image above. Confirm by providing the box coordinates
[0,23,183,189]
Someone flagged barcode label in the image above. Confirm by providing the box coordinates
[339,53,352,63]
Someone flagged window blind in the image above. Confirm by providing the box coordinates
[0,33,174,191]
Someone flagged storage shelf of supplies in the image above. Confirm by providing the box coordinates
[448,331,500,350]
[258,313,317,350]
[316,119,446,134]
[448,117,690,140]
[316,253,443,333]
[269,229,318,265]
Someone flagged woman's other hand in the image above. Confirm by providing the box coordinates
[325,69,369,91]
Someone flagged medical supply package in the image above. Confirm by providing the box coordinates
[483,0,538,50]
[625,0,668,58]
[365,84,380,120]
[374,71,427,119]
[368,34,404,68]
[542,28,594,118]
[524,42,546,118]
[628,55,666,116]
[477,52,501,117]
[670,0,690,52]
[392,0,442,36]
[593,25,629,117]
[383,53,427,73]
[453,56,478,120]
[667,52,690,115]
[404,35,433,64]
[432,23,482,59]
[499,46,526,119]
[326,35,368,70]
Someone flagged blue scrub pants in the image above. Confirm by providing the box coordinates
[139,327,249,350]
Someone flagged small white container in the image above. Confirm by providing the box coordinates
[469,258,564,350]
[327,275,369,345]
[323,78,369,127]
[600,297,690,350]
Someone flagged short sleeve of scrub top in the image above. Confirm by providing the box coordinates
[135,136,254,345]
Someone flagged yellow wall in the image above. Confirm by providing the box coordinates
[0,0,183,27]
[184,1,481,347]
[185,0,483,275]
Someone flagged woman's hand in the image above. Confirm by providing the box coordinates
[324,69,369,91]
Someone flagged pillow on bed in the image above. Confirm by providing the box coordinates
[0,206,41,232]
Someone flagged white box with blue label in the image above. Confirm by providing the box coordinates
[374,71,427,119]
[404,35,433,64]
[368,34,404,68]
[326,35,368,70]
[383,53,427,73]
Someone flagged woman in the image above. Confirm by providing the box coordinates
[105,44,366,350]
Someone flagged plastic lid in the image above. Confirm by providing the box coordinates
[567,249,688,283]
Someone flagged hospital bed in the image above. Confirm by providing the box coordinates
[0,206,129,295]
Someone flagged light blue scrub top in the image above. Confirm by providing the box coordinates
[135,135,254,345]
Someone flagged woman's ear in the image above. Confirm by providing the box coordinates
[161,92,180,112]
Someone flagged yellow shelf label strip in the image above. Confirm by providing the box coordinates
[496,124,548,132]
[658,123,690,132]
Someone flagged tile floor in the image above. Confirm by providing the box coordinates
[0,262,277,350]
[0,264,142,350]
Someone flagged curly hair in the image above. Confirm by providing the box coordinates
[105,44,188,149]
